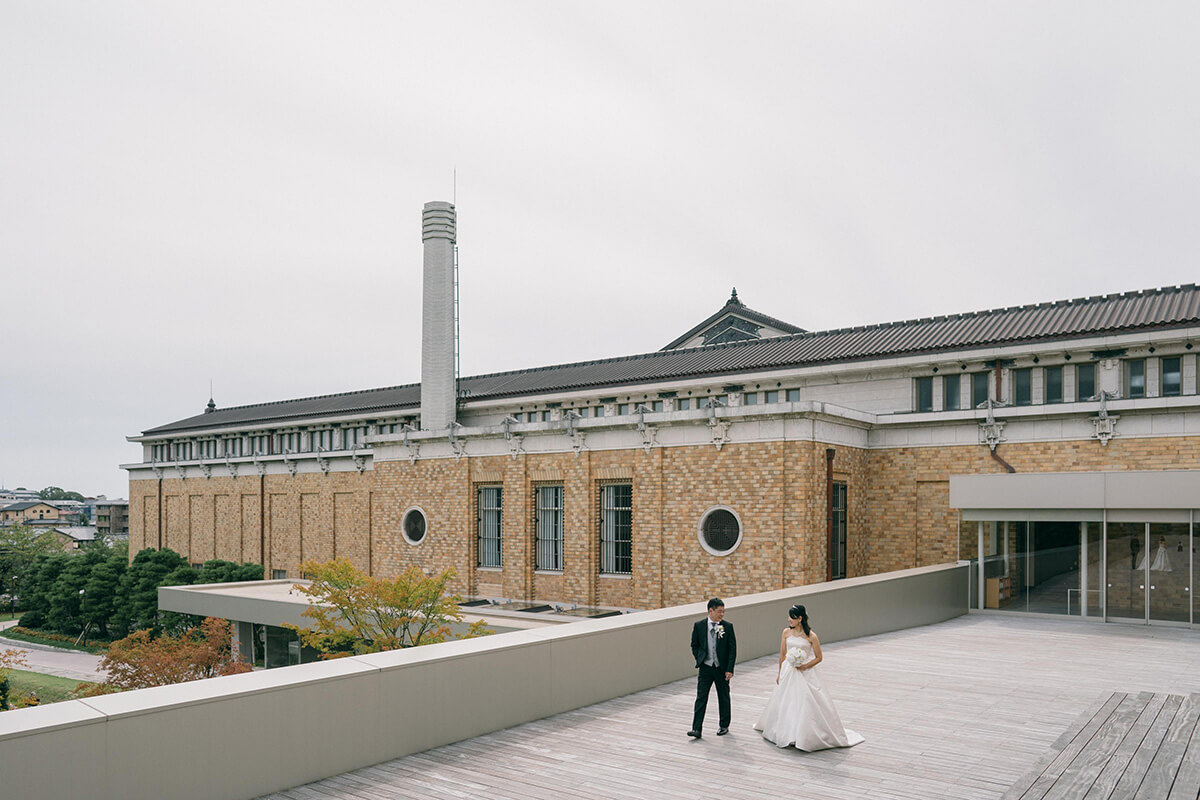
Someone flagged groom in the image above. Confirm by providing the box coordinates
[688,597,737,738]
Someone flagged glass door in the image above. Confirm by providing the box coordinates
[1148,523,1190,624]
[1105,522,1146,622]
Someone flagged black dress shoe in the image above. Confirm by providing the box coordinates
[687,729,702,738]
[717,727,729,736]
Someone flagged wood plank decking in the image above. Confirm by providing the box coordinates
[1004,691,1200,799]
[262,615,1200,800]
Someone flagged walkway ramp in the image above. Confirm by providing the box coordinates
[1004,691,1200,799]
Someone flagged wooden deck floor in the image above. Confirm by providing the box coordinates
[262,615,1200,800]
[1004,691,1200,799]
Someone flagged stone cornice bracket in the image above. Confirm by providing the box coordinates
[507,434,524,460]
[175,463,188,480]
[707,419,731,450]
[1089,389,1120,446]
[315,448,331,475]
[152,464,164,480]
[401,423,421,463]
[501,415,519,440]
[253,453,266,475]
[449,422,466,461]
[283,450,298,477]
[570,431,587,456]
[563,410,581,439]
[977,398,1009,453]
[634,405,657,452]
[352,453,366,474]
[225,458,238,478]
[199,462,212,479]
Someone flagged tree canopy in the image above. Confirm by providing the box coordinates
[288,559,489,658]
[38,487,85,502]
[83,617,251,695]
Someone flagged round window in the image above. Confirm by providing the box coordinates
[402,507,427,545]
[698,506,742,556]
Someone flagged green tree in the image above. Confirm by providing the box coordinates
[20,552,72,620]
[38,487,66,501]
[287,559,489,658]
[0,524,65,610]
[47,549,107,634]
[112,548,190,636]
[196,559,264,584]
[82,553,127,638]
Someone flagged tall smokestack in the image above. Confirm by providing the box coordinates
[420,201,457,431]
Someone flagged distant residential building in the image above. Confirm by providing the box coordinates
[48,526,99,550]
[94,499,129,538]
[0,501,64,525]
[0,488,41,505]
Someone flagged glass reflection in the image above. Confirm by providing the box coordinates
[1106,523,1147,620]
[1148,523,1189,623]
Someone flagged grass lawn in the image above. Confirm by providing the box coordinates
[5,668,94,705]
[0,627,108,654]
[0,611,19,622]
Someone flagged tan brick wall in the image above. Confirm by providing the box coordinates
[863,435,1200,575]
[129,433,1200,610]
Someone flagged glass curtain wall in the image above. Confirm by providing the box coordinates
[980,520,1099,615]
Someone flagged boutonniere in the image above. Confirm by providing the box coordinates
[715,624,726,639]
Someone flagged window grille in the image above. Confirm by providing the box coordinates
[477,487,503,568]
[535,486,564,571]
[600,484,632,575]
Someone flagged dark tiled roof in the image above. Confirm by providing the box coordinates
[661,290,805,350]
[143,284,1200,436]
[1,501,55,512]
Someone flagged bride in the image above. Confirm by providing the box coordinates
[753,604,864,751]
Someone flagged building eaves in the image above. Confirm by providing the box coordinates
[661,296,805,350]
[141,283,1200,437]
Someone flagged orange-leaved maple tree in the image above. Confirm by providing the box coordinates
[83,616,251,694]
[287,559,490,658]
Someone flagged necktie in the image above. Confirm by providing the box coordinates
[709,623,717,665]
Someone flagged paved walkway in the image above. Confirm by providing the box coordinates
[0,620,106,682]
[261,615,1200,800]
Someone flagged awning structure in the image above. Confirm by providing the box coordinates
[949,470,1200,522]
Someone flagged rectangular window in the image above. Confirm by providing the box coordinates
[477,487,503,568]
[651,400,663,412]
[943,374,961,411]
[786,388,801,402]
[535,486,564,571]
[617,403,630,415]
[971,372,989,408]
[172,441,193,461]
[577,407,589,418]
[743,392,758,405]
[915,377,933,412]
[272,569,287,580]
[600,484,632,575]
[831,482,847,580]
[677,398,691,411]
[594,405,605,417]
[1126,359,1146,398]
[764,390,779,404]
[1076,363,1095,401]
[1013,368,1032,406]
[312,429,334,451]
[274,432,299,454]
[250,434,269,455]
[526,412,538,423]
[1162,357,1182,397]
[713,394,728,407]
[1045,366,1063,404]
[223,437,243,457]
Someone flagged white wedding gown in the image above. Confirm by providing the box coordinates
[753,635,864,751]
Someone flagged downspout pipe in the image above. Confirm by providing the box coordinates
[989,364,1016,473]
[825,447,836,582]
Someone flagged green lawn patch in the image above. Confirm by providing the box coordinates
[0,627,108,654]
[0,611,20,622]
[6,668,94,705]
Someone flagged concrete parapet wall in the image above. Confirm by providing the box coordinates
[0,563,966,800]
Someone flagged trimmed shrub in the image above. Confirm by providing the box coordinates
[17,610,44,629]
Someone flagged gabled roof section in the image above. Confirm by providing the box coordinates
[661,289,805,350]
[141,284,1200,436]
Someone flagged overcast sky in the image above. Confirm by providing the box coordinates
[3,2,1199,499]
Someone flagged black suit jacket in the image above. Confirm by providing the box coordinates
[691,618,737,673]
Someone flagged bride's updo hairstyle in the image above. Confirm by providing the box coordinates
[789,604,811,636]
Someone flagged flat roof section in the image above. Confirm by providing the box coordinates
[158,580,585,631]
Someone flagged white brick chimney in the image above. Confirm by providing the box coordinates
[420,201,457,431]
